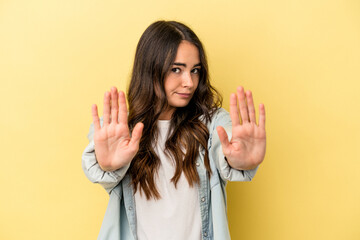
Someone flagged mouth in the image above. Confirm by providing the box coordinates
[176,92,192,98]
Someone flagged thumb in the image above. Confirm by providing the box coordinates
[216,126,231,154]
[129,122,144,150]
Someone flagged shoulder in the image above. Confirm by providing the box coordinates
[207,108,231,130]
[212,108,230,120]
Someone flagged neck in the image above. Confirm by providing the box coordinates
[158,107,175,120]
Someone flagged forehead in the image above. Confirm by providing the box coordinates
[174,40,200,64]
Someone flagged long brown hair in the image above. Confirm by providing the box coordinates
[127,20,222,199]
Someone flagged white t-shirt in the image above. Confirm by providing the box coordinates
[134,120,201,240]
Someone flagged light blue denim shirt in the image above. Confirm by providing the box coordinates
[82,108,259,240]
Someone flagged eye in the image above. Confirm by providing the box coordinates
[171,68,181,73]
[191,68,201,74]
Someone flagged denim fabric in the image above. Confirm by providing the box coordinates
[82,108,259,240]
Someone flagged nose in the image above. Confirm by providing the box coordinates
[182,72,194,88]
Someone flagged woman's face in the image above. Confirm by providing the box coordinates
[160,40,200,120]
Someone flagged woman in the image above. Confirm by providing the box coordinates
[82,20,266,240]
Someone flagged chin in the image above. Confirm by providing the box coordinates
[171,102,191,108]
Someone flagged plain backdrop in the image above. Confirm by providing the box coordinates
[0,0,359,239]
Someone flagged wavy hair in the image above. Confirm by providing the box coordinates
[127,20,222,199]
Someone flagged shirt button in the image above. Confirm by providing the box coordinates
[129,206,133,210]
[201,197,205,202]
[196,162,200,167]
[204,232,208,237]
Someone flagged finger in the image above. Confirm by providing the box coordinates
[118,91,128,125]
[110,87,119,124]
[229,93,240,126]
[91,104,101,131]
[258,103,266,129]
[246,90,256,123]
[216,126,231,155]
[237,86,249,123]
[129,122,144,151]
[103,91,111,125]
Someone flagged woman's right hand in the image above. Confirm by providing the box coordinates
[91,87,144,172]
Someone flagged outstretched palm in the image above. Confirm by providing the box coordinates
[92,87,143,172]
[217,86,266,170]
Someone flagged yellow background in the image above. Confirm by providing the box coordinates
[1,0,359,239]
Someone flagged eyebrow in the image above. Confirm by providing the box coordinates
[173,62,201,67]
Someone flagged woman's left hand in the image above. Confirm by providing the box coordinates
[216,86,266,170]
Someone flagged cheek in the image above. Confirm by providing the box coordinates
[165,76,181,91]
[164,81,176,99]
[163,77,172,93]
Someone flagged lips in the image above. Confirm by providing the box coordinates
[176,93,192,98]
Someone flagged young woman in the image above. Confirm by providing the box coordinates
[82,20,266,240]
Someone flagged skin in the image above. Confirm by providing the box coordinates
[91,41,266,172]
[91,89,143,171]
[159,41,201,120]
[216,87,266,170]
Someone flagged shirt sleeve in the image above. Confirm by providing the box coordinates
[208,108,259,183]
[81,119,129,194]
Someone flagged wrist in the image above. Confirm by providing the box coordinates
[225,156,259,171]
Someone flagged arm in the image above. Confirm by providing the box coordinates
[81,87,143,194]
